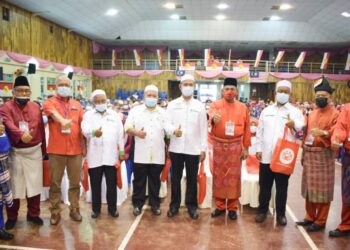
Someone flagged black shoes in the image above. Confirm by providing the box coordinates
[255,213,267,223]
[133,207,142,216]
[277,215,287,226]
[211,209,226,218]
[306,223,325,232]
[296,219,313,227]
[228,211,237,220]
[0,229,14,240]
[151,207,161,216]
[27,215,44,225]
[167,208,179,218]
[109,210,119,218]
[5,220,17,230]
[91,211,100,219]
[329,229,350,237]
[188,209,199,220]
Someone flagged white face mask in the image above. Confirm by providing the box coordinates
[95,103,107,113]
[250,126,257,134]
[276,93,289,105]
[57,86,71,97]
[181,86,194,97]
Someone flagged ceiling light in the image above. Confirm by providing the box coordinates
[170,14,180,20]
[217,3,229,10]
[270,15,281,21]
[105,9,118,16]
[216,14,226,20]
[341,12,350,18]
[164,2,176,9]
[279,4,292,10]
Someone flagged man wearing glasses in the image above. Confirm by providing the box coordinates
[0,76,46,230]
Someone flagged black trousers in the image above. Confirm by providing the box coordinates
[132,163,163,209]
[88,165,117,213]
[169,152,199,210]
[258,163,290,216]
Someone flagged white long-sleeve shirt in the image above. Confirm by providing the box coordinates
[82,109,124,168]
[125,104,175,165]
[256,102,304,164]
[166,96,208,155]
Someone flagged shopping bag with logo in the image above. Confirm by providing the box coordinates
[198,161,207,204]
[116,161,123,189]
[246,155,260,174]
[82,160,89,191]
[160,158,171,182]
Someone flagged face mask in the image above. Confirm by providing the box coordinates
[57,86,71,97]
[95,103,107,113]
[16,97,30,106]
[145,98,157,108]
[276,93,289,105]
[315,97,328,108]
[42,115,48,124]
[250,126,257,134]
[181,86,194,97]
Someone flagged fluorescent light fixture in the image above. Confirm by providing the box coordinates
[217,3,229,10]
[170,14,180,20]
[105,9,118,16]
[216,14,226,20]
[270,15,281,21]
[164,2,176,9]
[279,4,292,10]
[341,12,350,18]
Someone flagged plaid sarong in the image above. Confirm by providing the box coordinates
[0,152,13,207]
[342,154,350,206]
[301,145,335,203]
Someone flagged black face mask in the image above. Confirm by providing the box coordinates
[16,98,30,106]
[315,97,328,108]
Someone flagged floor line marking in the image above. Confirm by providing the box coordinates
[0,245,53,250]
[286,205,319,250]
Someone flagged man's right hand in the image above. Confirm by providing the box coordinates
[61,118,72,129]
[95,127,103,137]
[256,152,262,161]
[135,127,146,139]
[331,136,342,151]
[21,132,33,144]
[213,112,222,124]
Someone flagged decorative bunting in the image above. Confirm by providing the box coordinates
[274,51,285,66]
[178,49,185,67]
[112,49,117,67]
[295,51,307,68]
[254,50,263,68]
[156,49,163,66]
[133,49,142,66]
[320,52,330,70]
[204,48,211,67]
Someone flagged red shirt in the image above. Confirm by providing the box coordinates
[43,95,83,155]
[332,103,350,151]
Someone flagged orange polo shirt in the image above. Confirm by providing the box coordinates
[332,103,350,151]
[43,95,83,155]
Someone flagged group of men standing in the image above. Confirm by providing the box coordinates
[0,72,348,242]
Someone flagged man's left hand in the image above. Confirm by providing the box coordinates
[311,128,326,137]
[199,151,206,162]
[119,155,125,162]
[241,148,248,160]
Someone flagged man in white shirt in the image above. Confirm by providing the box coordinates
[82,89,125,218]
[255,80,304,226]
[166,74,208,220]
[125,85,181,216]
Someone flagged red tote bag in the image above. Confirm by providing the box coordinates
[160,158,171,182]
[270,127,299,175]
[43,160,51,187]
[116,162,123,189]
[246,155,260,174]
[82,160,89,192]
[197,161,207,204]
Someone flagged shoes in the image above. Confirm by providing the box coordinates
[188,209,199,220]
[50,213,61,225]
[306,223,325,232]
[5,220,17,230]
[91,211,100,219]
[151,207,161,216]
[329,229,350,237]
[211,209,226,218]
[277,215,287,226]
[228,211,237,220]
[133,207,142,216]
[255,213,267,223]
[69,208,82,222]
[167,208,179,218]
[109,210,119,218]
[26,215,44,225]
[296,219,313,227]
[0,229,14,240]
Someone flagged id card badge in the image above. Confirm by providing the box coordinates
[19,121,29,133]
[305,134,314,145]
[225,121,235,136]
[61,127,71,134]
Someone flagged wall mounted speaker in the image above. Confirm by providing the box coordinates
[28,63,36,74]
[68,72,73,79]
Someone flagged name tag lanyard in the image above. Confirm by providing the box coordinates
[57,97,72,134]
[15,103,29,133]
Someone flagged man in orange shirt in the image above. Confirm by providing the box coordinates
[209,78,251,220]
[329,100,350,237]
[43,75,84,225]
[296,78,339,232]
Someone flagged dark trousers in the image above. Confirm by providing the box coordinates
[258,163,290,216]
[132,163,163,209]
[6,194,41,220]
[169,152,199,210]
[88,165,117,213]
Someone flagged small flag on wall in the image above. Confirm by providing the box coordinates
[345,53,350,71]
[320,52,330,70]
[254,50,263,68]
[204,48,211,67]
[228,49,232,67]
[112,49,117,67]
[133,49,142,66]
[156,49,163,66]
[295,51,307,68]
[178,49,185,67]
[274,51,285,66]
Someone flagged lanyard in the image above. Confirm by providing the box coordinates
[56,96,71,118]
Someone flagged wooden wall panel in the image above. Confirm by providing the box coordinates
[0,1,92,68]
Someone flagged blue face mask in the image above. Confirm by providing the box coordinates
[145,98,157,108]
[276,93,289,105]
[42,115,48,124]
[57,86,71,97]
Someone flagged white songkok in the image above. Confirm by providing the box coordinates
[180,74,195,83]
[91,89,106,101]
[276,80,292,90]
[145,85,158,93]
